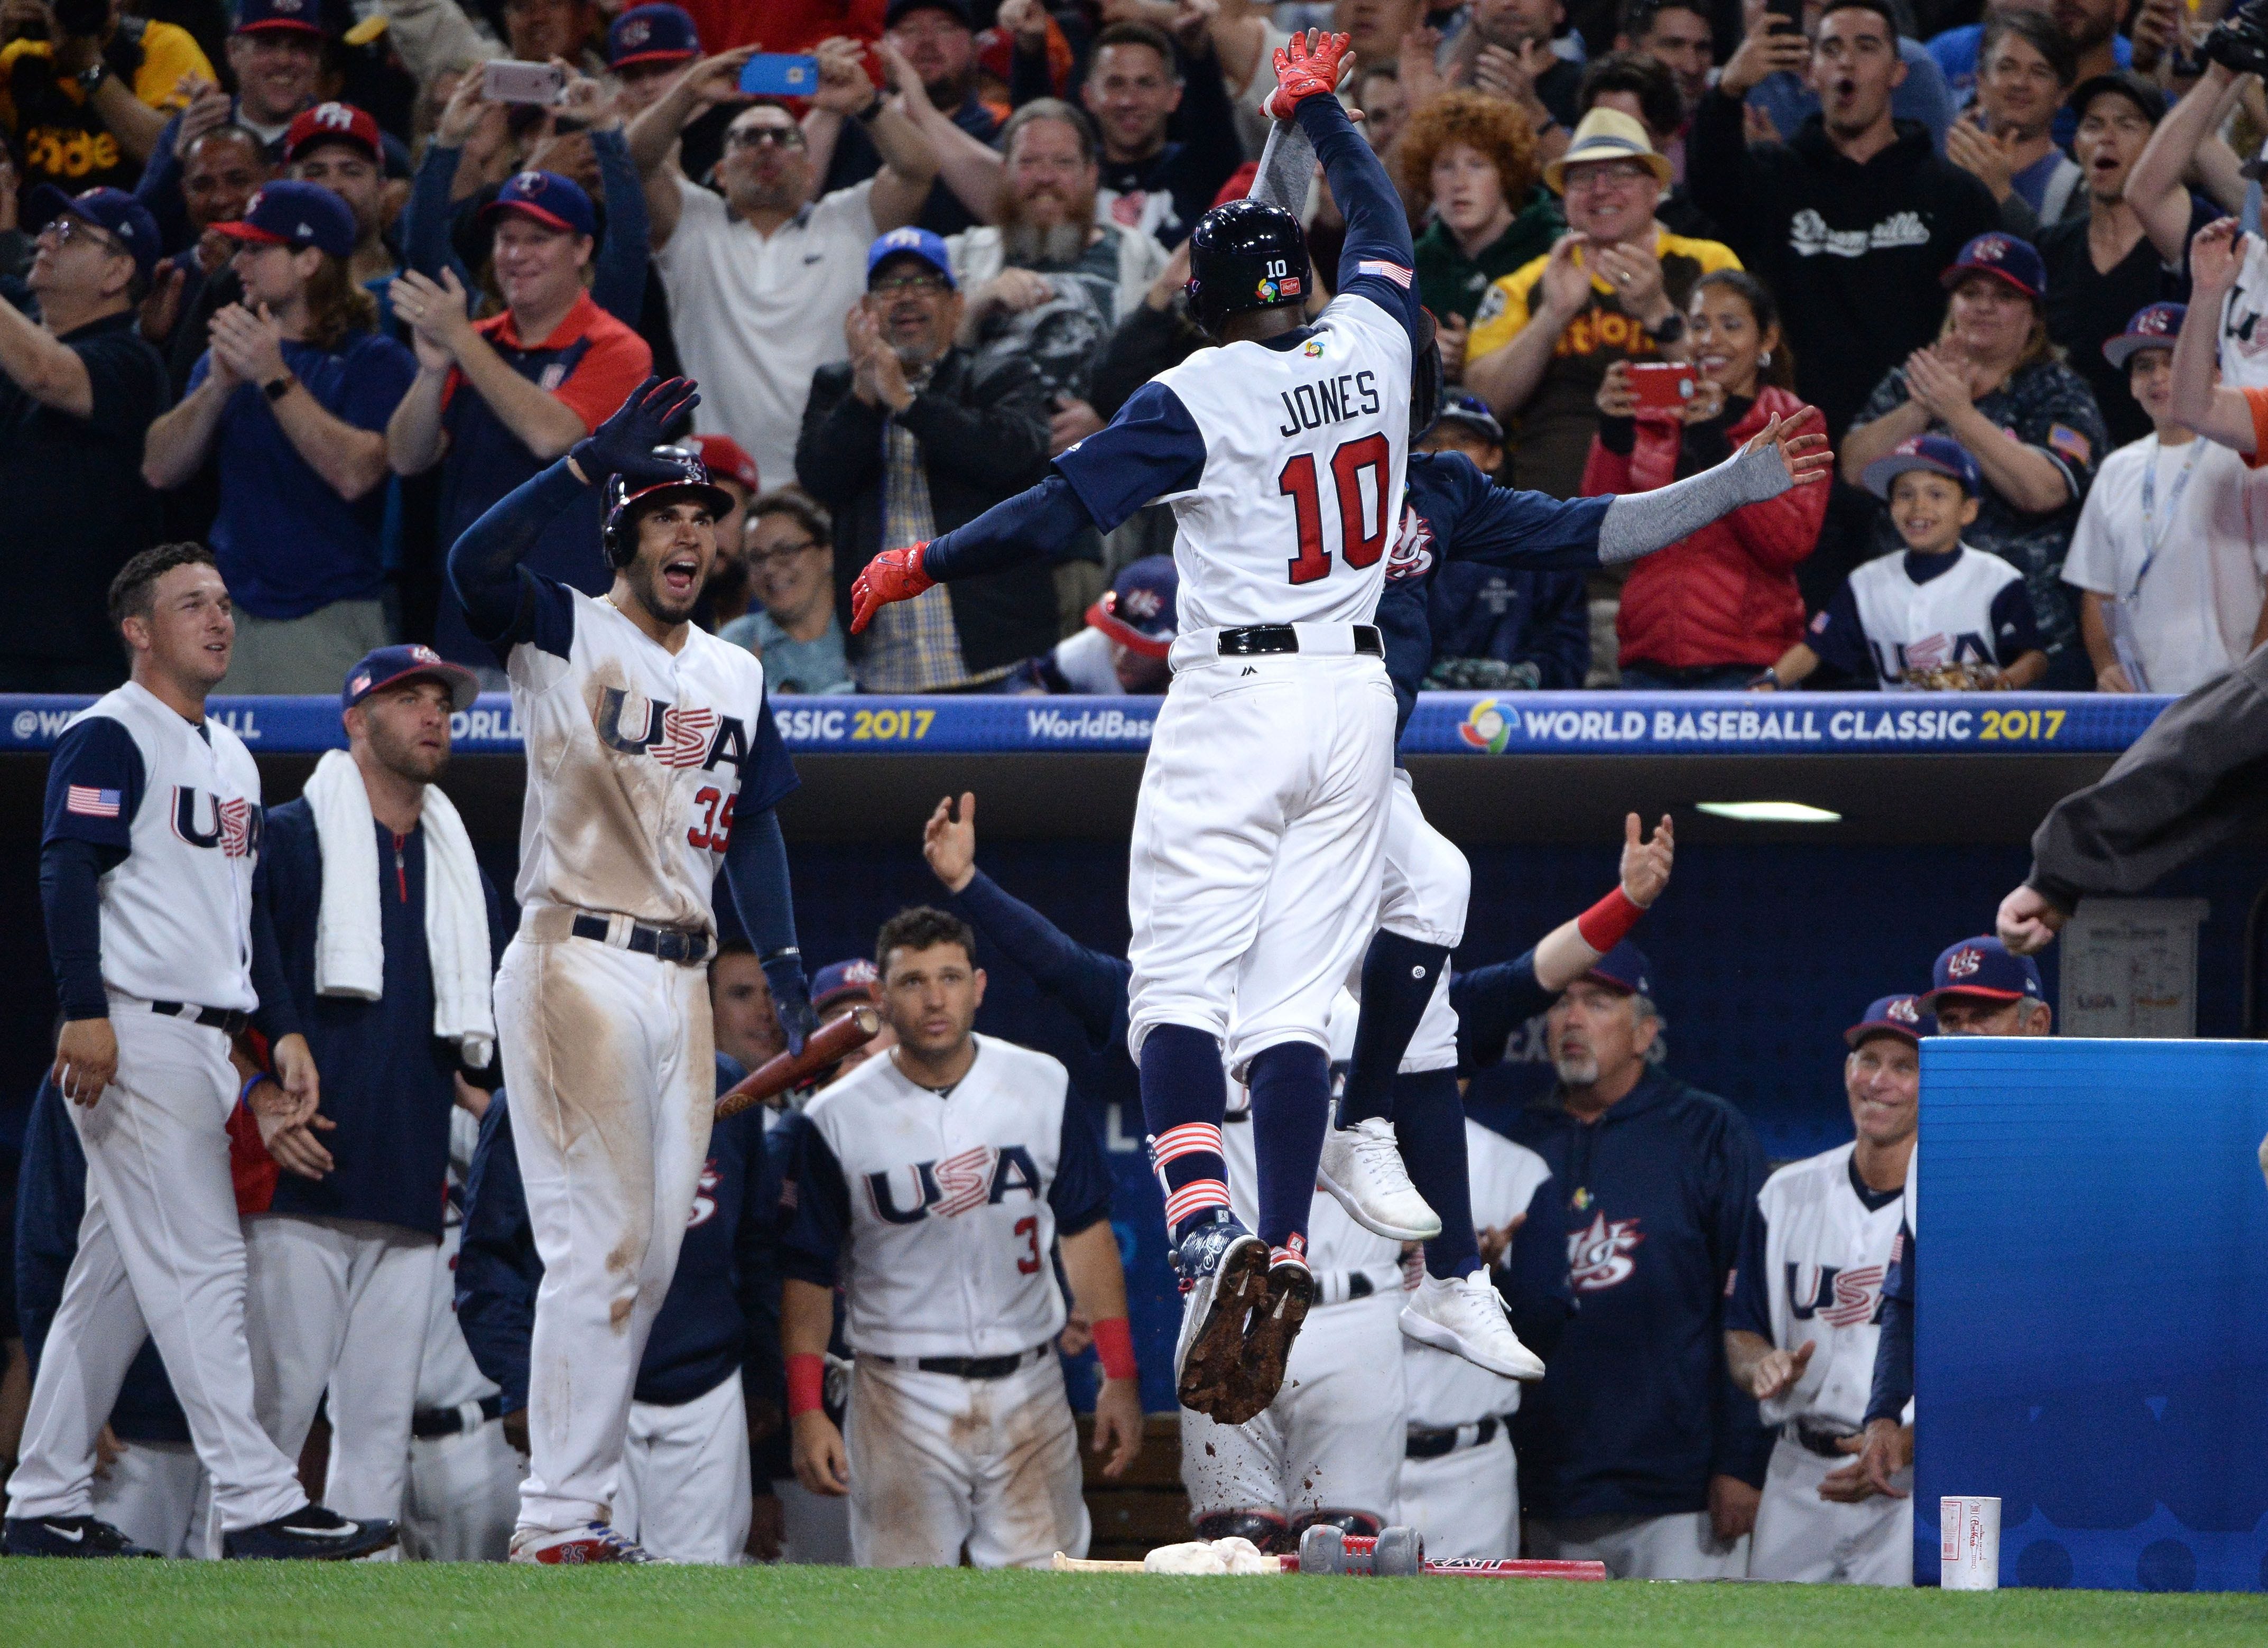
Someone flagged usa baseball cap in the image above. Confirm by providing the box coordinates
[285,102,384,165]
[1431,393,1506,447]
[234,0,325,35]
[1919,936,2045,1011]
[608,3,700,67]
[1086,555,1178,658]
[1862,433,1982,501]
[813,958,881,1013]
[342,644,479,713]
[27,184,160,276]
[480,170,596,237]
[867,226,956,289]
[1846,993,1933,1048]
[1580,940,1653,998]
[212,181,357,258]
[691,434,760,493]
[2104,301,2186,367]
[1941,232,2047,302]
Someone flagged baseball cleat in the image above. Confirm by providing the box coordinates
[1172,1210,1270,1421]
[3,1514,161,1558]
[220,1504,399,1560]
[508,1522,664,1564]
[1217,1252,1315,1425]
[1400,1270,1547,1381]
[1317,1118,1442,1241]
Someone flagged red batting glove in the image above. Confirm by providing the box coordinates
[1262,30,1351,120]
[850,542,935,634]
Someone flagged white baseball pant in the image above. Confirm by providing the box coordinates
[1747,1436,1913,1585]
[612,1369,753,1564]
[243,1213,433,1534]
[1373,769,1468,1072]
[844,1353,1088,1569]
[89,1437,210,1558]
[494,927,715,1535]
[1180,1290,1405,1527]
[400,1220,522,1561]
[1127,645,1396,1072]
[1528,1510,1750,1579]
[1394,1427,1517,1560]
[5,1009,306,1533]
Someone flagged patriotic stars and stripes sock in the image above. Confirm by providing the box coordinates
[1141,1024,1233,1246]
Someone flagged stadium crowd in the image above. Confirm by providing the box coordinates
[8,0,2268,697]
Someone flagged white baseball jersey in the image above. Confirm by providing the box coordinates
[1737,1142,1905,1433]
[502,581,794,932]
[1825,545,2034,688]
[48,682,262,1011]
[784,1037,1113,1360]
[1402,1122,1553,1429]
[2218,233,2268,391]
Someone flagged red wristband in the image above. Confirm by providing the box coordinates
[786,1353,825,1418]
[1091,1317,1137,1383]
[1576,885,1646,953]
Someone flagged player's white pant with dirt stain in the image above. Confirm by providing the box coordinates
[5,1009,307,1533]
[243,1213,434,1539]
[1747,1434,1913,1585]
[844,1350,1088,1569]
[1127,641,1396,1073]
[401,1219,523,1561]
[89,1437,210,1558]
[1180,1287,1405,1529]
[1375,769,1469,1073]
[1393,1423,1517,1561]
[1527,1508,1750,1579]
[613,1369,753,1564]
[494,920,715,1535]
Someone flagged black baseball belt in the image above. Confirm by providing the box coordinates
[857,1344,1051,1381]
[1405,1415,1508,1460]
[147,1001,252,1035]
[1788,1419,1862,1458]
[411,1394,506,1438]
[1215,624,1383,657]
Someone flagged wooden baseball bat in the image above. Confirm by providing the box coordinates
[1047,1552,1607,1580]
[714,1006,880,1121]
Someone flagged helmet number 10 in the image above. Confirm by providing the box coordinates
[1278,434,1392,585]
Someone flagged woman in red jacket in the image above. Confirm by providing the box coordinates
[1584,271,1828,689]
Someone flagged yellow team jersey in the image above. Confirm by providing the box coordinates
[0,21,213,190]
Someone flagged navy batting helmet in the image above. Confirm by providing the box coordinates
[1186,198,1307,336]
[600,447,736,568]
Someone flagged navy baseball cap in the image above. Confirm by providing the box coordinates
[1919,936,2045,1011]
[1863,433,1982,501]
[1580,940,1653,997]
[867,226,956,289]
[2070,71,2166,127]
[482,170,596,237]
[813,958,881,1012]
[234,0,325,35]
[885,0,973,26]
[1942,232,2047,302]
[1846,993,1934,1048]
[342,644,479,713]
[211,181,357,258]
[1086,556,1178,658]
[27,184,161,276]
[608,3,700,67]
[1431,393,1506,447]
[2104,301,2186,367]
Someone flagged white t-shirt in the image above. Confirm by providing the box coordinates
[2061,432,2268,695]
[2218,233,2268,392]
[655,177,879,498]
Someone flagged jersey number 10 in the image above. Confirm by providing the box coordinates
[1278,433,1392,585]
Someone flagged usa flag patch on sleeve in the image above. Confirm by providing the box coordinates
[2046,423,2092,466]
[1357,259,1413,289]
[66,785,122,819]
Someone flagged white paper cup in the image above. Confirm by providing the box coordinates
[1940,1496,2001,1590]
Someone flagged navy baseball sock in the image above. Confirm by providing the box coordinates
[1140,1024,1232,1246]
[1335,932,1452,1130]
[1247,1040,1331,1263]
[1393,1069,1483,1279]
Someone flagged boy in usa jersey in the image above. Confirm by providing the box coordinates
[444,377,811,1564]
[849,32,1421,1425]
[1724,996,1923,1585]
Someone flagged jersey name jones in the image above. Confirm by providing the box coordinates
[1277,370,1382,437]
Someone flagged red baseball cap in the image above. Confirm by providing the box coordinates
[692,434,760,493]
[234,0,326,35]
[285,102,383,165]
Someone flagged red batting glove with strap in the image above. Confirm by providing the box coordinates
[850,542,935,634]
[1261,30,1351,121]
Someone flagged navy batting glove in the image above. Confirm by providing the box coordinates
[572,375,702,489]
[763,954,818,1059]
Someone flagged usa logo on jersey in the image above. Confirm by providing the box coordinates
[594,688,746,773]
[1786,1262,1885,1327]
[1568,1210,1644,1292]
[866,1145,1040,1224]
[171,789,257,858]
[1385,507,1435,582]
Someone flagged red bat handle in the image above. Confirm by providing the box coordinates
[714,1006,880,1120]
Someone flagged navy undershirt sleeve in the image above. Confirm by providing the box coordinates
[1724,1203,1773,1339]
[947,868,1132,1052]
[1990,578,2044,662]
[1292,94,1420,342]
[447,458,590,656]
[1048,384,1209,535]
[774,1113,852,1287]
[1440,452,1614,570]
[41,840,117,1021]
[1450,949,1554,1074]
[41,718,145,1019]
[723,807,798,965]
[1865,1223,1915,1424]
[1046,1094,1113,1235]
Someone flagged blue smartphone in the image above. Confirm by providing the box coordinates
[739,54,820,96]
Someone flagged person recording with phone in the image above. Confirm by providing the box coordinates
[1584,270,1827,690]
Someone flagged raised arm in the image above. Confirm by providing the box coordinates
[2172,218,2263,453]
[628,48,757,249]
[2127,62,2247,266]
[1277,34,1421,342]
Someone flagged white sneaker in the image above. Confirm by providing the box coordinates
[1400,1271,1546,1381]
[1316,1118,1441,1240]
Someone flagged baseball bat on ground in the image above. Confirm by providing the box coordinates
[1045,1548,1608,1580]
[714,1006,880,1121]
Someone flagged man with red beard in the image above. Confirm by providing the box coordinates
[947,99,1169,460]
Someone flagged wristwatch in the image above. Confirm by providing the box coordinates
[75,61,109,95]
[1647,311,1686,345]
[263,373,297,403]
[854,90,885,123]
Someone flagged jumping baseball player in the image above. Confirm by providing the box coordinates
[444,374,811,1562]
[5,543,395,1561]
[1725,996,1926,1585]
[773,906,1143,1569]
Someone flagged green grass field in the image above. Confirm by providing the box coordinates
[4,1563,2266,1647]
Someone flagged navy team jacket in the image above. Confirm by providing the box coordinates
[456,1054,782,1415]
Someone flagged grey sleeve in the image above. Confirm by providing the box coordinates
[1595,441,1793,566]
[1247,118,1316,215]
